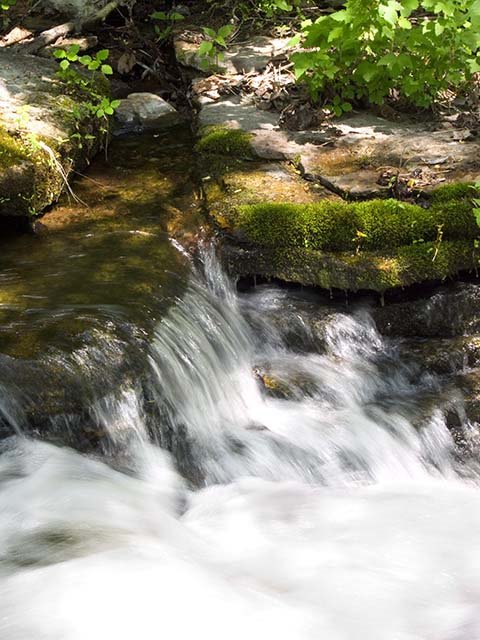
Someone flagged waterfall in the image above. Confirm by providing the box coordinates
[0,246,479,639]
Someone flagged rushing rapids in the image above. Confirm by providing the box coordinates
[0,247,480,639]
[1,132,480,639]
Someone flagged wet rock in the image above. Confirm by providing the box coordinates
[452,370,480,426]
[398,335,480,375]
[373,283,480,337]
[115,93,184,132]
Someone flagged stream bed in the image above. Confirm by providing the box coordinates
[0,130,480,639]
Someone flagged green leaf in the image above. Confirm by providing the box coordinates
[67,44,80,57]
[96,49,109,61]
[203,27,216,38]
[398,16,412,29]
[79,55,92,65]
[59,59,70,70]
[401,0,419,15]
[53,49,67,59]
[198,41,214,56]
[474,208,480,228]
[110,99,121,109]
[151,10,167,20]
[101,64,113,75]
[217,24,234,38]
[330,10,348,22]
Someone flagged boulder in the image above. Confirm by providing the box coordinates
[0,49,101,217]
[115,92,184,132]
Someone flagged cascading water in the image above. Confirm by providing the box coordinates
[0,240,480,639]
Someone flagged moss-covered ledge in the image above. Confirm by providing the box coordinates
[0,50,102,219]
[212,182,480,292]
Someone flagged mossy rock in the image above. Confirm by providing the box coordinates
[0,51,103,218]
[234,196,478,253]
[214,180,480,292]
[221,239,477,293]
[196,125,256,159]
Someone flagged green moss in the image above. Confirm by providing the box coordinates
[430,182,479,203]
[196,126,256,158]
[0,127,29,169]
[236,197,478,253]
[222,239,476,293]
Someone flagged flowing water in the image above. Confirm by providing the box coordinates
[0,130,480,639]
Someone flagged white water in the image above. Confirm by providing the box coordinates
[0,249,479,639]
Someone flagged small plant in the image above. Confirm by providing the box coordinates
[198,24,234,68]
[53,45,119,121]
[151,10,185,42]
[353,229,368,255]
[53,45,119,155]
[54,46,113,76]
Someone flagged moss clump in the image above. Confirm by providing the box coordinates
[0,127,29,169]
[236,197,478,252]
[196,126,256,158]
[430,182,479,203]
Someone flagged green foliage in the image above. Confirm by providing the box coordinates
[291,0,480,113]
[206,0,302,20]
[0,0,15,10]
[196,126,255,157]
[151,10,185,42]
[53,45,119,122]
[54,46,113,76]
[473,181,480,229]
[198,24,234,67]
[236,194,478,252]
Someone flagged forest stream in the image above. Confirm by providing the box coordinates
[1,128,480,640]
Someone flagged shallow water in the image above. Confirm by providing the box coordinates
[0,132,479,639]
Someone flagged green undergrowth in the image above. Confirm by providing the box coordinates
[236,186,479,252]
[196,125,255,158]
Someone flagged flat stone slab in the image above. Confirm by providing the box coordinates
[0,49,100,217]
[198,100,480,196]
[198,95,280,132]
[298,114,480,198]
